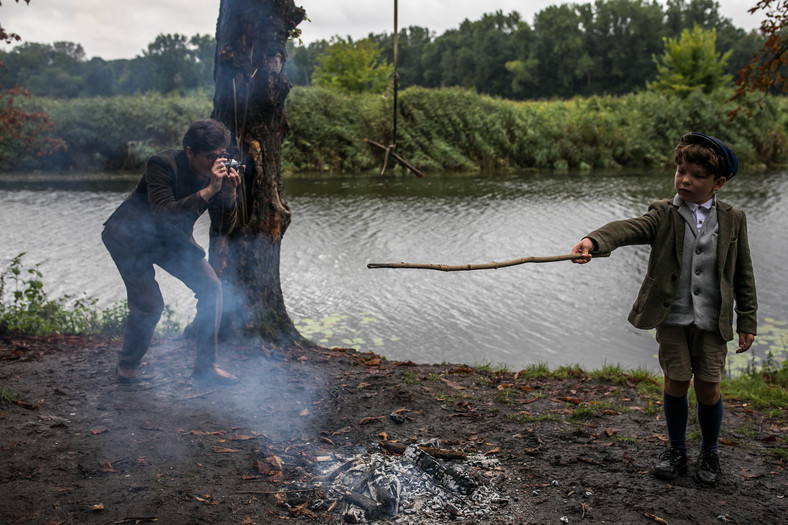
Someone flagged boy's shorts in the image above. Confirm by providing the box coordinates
[655,324,728,383]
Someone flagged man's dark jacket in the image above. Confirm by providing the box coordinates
[103,150,236,261]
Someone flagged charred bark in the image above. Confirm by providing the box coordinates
[210,0,306,345]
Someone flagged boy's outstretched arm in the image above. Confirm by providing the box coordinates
[571,238,595,264]
[737,332,755,353]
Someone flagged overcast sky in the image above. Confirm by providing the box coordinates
[0,0,763,60]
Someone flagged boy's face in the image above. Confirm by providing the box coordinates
[674,160,726,204]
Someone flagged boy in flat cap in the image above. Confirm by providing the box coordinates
[570,132,757,486]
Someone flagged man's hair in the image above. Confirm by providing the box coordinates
[182,119,231,154]
[674,141,725,178]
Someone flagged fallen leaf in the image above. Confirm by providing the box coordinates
[253,460,271,476]
[719,438,738,446]
[484,447,500,456]
[440,377,465,390]
[364,358,381,366]
[229,434,258,441]
[559,397,583,405]
[242,518,252,525]
[604,428,618,437]
[497,384,513,389]
[91,503,104,511]
[14,399,45,410]
[90,427,108,435]
[392,408,410,414]
[99,460,115,473]
[299,408,309,417]
[643,512,669,524]
[267,455,283,471]
[356,382,371,389]
[359,416,383,425]
[320,435,335,445]
[212,446,240,453]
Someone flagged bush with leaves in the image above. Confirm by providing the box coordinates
[0,253,130,336]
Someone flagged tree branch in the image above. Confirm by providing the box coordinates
[367,253,584,272]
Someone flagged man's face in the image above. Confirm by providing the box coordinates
[186,147,227,178]
[674,160,726,204]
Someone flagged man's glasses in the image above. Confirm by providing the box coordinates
[202,151,230,163]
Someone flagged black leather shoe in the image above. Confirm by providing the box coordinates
[653,448,687,480]
[695,451,721,487]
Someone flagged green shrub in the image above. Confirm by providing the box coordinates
[13,87,788,174]
[0,253,129,336]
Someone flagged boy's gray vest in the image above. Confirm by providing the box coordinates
[663,195,720,331]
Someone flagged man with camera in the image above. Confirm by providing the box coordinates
[102,119,242,385]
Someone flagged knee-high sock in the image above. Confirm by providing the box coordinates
[663,391,688,451]
[697,396,723,454]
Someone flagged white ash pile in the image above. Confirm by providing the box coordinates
[323,441,509,523]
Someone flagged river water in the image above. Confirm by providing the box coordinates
[1,170,785,373]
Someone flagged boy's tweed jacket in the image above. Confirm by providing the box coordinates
[586,198,757,341]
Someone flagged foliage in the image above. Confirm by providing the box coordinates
[312,37,393,94]
[0,86,66,163]
[0,0,30,47]
[14,86,788,174]
[648,24,733,96]
[731,0,788,117]
[0,253,104,336]
[0,253,188,338]
[0,386,17,404]
[12,92,211,170]
[0,34,215,98]
[0,1,765,102]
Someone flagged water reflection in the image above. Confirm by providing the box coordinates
[1,170,785,373]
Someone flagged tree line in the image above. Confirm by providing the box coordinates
[0,0,764,100]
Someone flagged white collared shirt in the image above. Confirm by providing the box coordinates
[684,196,714,232]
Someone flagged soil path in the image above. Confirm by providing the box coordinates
[1,335,785,524]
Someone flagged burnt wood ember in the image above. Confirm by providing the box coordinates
[324,442,507,522]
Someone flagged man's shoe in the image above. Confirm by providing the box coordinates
[695,451,721,487]
[117,367,140,383]
[193,365,238,385]
[653,448,688,480]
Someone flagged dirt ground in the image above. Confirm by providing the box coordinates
[0,334,785,525]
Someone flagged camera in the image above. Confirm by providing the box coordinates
[222,158,242,173]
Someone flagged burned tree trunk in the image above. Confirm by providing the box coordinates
[210,0,306,344]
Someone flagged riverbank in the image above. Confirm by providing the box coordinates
[1,334,785,524]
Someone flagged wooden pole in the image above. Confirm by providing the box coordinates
[367,253,585,272]
[392,0,398,148]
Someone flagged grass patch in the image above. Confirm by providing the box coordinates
[721,362,788,411]
[515,362,551,380]
[609,435,639,444]
[0,387,17,404]
[473,361,512,374]
[494,387,515,405]
[553,364,590,380]
[402,370,419,385]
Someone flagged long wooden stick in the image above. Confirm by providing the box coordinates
[367,253,584,272]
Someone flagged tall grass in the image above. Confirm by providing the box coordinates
[11,87,788,174]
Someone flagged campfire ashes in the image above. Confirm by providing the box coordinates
[309,441,509,523]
